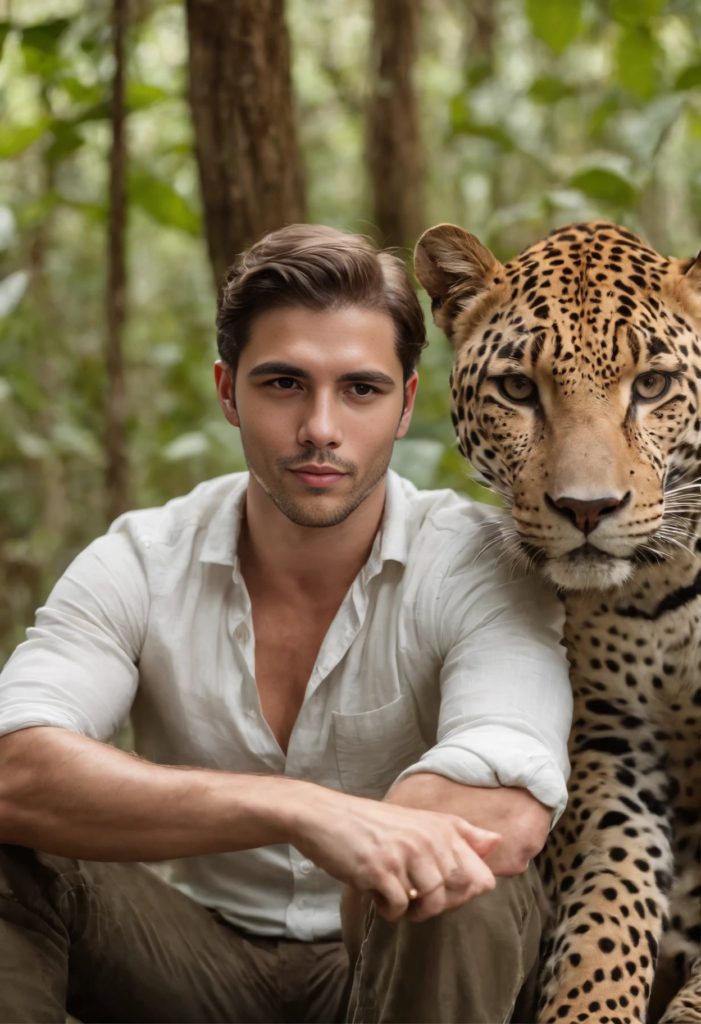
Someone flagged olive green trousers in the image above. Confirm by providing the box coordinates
[0,845,543,1023]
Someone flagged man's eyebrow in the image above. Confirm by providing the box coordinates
[337,371,396,386]
[248,362,308,378]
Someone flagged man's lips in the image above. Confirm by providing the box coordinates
[290,466,347,487]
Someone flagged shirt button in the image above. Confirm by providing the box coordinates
[246,709,256,720]
[300,859,314,875]
[235,625,247,642]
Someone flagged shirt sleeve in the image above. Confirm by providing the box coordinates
[0,532,148,741]
[397,552,573,824]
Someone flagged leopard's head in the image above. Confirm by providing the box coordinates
[415,221,701,591]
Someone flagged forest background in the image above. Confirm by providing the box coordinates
[2,0,701,661]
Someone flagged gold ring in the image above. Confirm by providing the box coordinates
[407,887,420,900]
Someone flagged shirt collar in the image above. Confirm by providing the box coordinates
[198,469,412,577]
[362,469,412,579]
[199,473,248,570]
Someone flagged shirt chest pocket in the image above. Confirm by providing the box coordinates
[332,693,427,800]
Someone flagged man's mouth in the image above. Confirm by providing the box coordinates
[290,465,347,488]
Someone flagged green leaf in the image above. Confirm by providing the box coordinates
[525,0,583,54]
[129,172,200,235]
[126,82,172,111]
[21,18,71,54]
[674,64,701,91]
[57,75,104,104]
[569,168,638,207]
[46,121,84,163]
[0,119,49,158]
[615,26,660,99]
[529,75,575,103]
[588,95,621,138]
[71,100,110,124]
[610,0,666,26]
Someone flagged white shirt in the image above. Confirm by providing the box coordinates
[0,471,572,940]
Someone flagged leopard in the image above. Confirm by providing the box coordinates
[414,220,701,1024]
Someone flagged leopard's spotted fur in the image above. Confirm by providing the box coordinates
[415,221,701,1024]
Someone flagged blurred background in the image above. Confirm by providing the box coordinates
[1,0,701,659]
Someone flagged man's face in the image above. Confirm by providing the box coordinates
[214,305,417,528]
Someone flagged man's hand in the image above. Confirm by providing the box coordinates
[285,787,500,922]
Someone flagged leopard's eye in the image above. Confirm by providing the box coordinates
[633,371,671,402]
[496,374,538,404]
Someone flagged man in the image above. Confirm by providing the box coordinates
[0,224,571,1023]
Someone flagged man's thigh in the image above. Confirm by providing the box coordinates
[0,847,348,1023]
[64,858,283,1022]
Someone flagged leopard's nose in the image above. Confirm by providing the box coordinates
[545,492,631,535]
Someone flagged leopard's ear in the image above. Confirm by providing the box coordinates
[683,249,701,288]
[414,224,502,343]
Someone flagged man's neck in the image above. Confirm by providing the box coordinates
[238,477,388,602]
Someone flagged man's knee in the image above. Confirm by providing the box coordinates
[376,868,541,951]
[349,869,545,1023]
[0,845,82,921]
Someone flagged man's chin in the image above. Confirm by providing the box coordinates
[268,486,369,529]
[274,500,359,529]
[543,552,634,592]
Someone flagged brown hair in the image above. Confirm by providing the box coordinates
[216,224,426,381]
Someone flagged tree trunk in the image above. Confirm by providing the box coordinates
[104,0,129,523]
[185,0,306,288]
[367,0,425,252]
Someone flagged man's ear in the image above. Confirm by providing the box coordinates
[396,372,418,439]
[214,360,240,427]
[414,224,502,344]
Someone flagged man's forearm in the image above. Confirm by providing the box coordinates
[386,772,552,875]
[0,726,310,860]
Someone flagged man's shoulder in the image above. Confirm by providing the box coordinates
[391,472,501,561]
[107,472,248,558]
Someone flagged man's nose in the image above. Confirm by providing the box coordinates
[297,394,342,449]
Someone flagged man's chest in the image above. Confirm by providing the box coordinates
[252,603,337,753]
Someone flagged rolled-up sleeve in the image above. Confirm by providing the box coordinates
[0,532,148,741]
[398,556,572,824]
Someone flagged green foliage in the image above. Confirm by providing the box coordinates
[2,0,701,660]
[525,0,583,54]
[568,168,638,207]
[129,170,201,234]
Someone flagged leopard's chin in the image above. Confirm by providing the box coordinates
[543,550,634,592]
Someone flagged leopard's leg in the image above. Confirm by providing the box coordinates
[657,956,701,1024]
[537,744,673,1024]
[655,837,701,1024]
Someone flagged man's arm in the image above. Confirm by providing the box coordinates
[0,726,499,922]
[387,772,551,873]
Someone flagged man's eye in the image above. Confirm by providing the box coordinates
[271,377,298,390]
[350,383,377,397]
